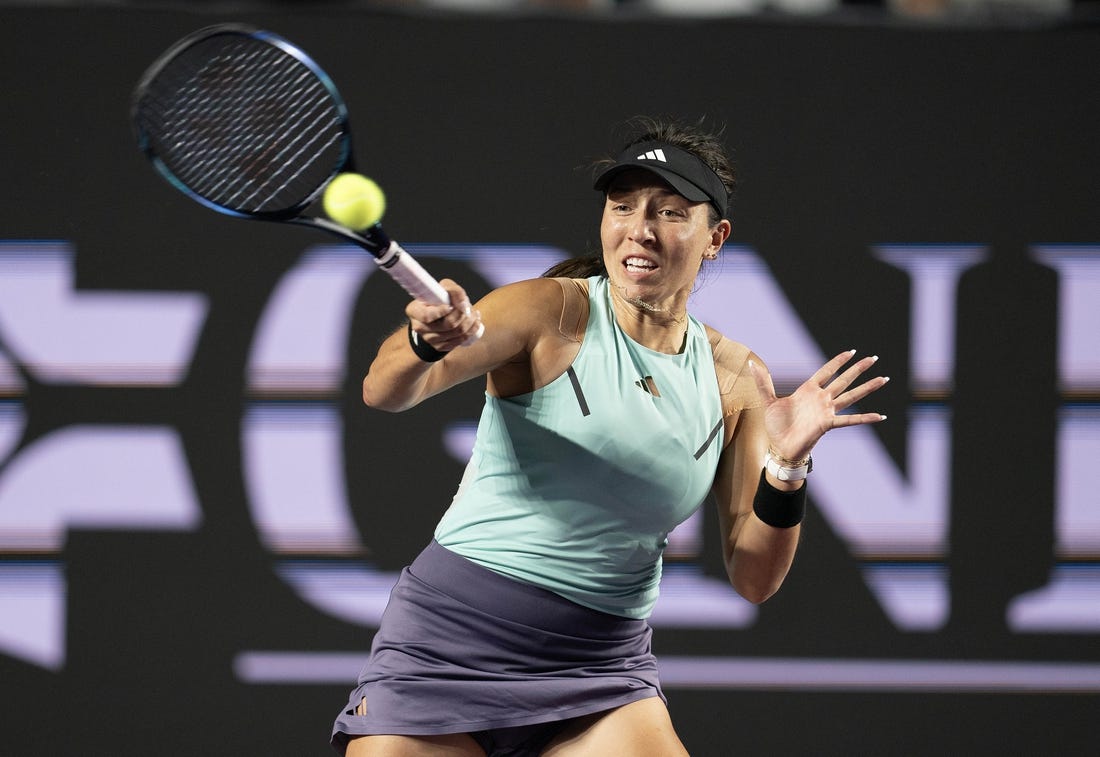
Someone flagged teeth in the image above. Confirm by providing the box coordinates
[625,257,656,270]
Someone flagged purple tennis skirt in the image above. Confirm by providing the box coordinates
[330,540,664,753]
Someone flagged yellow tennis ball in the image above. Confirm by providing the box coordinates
[323,173,386,231]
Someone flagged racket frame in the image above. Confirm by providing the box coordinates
[132,24,454,308]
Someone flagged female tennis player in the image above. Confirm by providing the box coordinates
[332,116,888,756]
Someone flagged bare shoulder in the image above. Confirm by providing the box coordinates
[480,276,564,308]
[703,324,765,413]
[475,277,563,335]
[483,277,589,397]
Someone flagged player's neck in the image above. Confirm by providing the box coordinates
[610,287,689,354]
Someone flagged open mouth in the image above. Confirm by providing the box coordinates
[624,256,657,273]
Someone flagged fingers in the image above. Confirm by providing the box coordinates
[807,349,860,389]
[831,410,888,428]
[405,279,468,323]
[823,350,889,426]
[833,374,890,413]
[810,350,882,395]
[406,279,483,351]
[810,350,868,390]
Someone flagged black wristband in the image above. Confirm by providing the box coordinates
[407,321,447,363]
[752,469,806,528]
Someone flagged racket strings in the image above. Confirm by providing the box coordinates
[136,33,346,215]
[235,68,345,211]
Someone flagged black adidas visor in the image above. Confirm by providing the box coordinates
[593,141,728,219]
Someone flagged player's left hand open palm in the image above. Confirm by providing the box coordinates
[750,350,888,461]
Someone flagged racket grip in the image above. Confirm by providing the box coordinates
[374,241,449,304]
[374,240,485,343]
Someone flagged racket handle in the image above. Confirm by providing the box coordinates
[373,240,449,304]
[374,240,485,343]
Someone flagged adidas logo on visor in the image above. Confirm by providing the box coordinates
[636,149,667,162]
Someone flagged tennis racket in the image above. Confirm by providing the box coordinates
[131,23,468,320]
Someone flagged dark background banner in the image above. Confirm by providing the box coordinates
[1,5,1098,755]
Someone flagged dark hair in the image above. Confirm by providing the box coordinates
[543,115,735,280]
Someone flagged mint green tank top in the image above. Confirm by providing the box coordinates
[434,276,725,619]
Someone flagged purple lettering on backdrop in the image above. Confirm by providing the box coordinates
[1,240,1098,685]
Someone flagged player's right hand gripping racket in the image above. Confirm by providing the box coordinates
[131,23,479,336]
